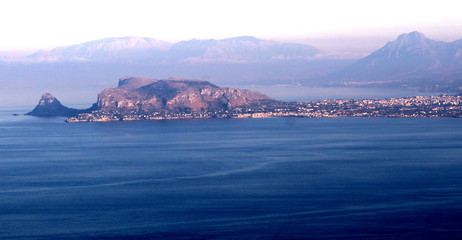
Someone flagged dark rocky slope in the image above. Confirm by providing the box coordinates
[26,93,96,117]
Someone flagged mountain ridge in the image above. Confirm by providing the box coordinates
[25,36,321,63]
[327,31,462,91]
[3,32,462,92]
[28,37,172,62]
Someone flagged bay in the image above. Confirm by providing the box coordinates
[1,111,462,239]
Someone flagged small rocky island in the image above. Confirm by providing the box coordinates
[26,93,97,117]
[28,76,462,122]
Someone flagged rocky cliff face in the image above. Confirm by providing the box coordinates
[97,77,271,113]
[26,93,95,117]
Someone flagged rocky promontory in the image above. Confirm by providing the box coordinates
[98,77,270,113]
[28,77,271,122]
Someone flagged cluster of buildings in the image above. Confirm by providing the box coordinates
[242,94,462,118]
[66,94,462,122]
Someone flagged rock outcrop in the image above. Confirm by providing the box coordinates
[26,93,95,117]
[96,77,270,113]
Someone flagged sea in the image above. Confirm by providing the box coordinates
[1,107,462,240]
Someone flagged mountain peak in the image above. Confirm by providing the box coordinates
[38,93,58,105]
[397,31,427,41]
[26,93,74,117]
[391,31,432,48]
[374,31,439,58]
[27,93,97,117]
[328,31,462,90]
[222,36,262,42]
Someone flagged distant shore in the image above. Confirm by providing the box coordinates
[66,94,462,122]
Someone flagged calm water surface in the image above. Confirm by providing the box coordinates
[1,110,462,239]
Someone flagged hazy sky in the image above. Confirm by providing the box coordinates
[1,0,461,55]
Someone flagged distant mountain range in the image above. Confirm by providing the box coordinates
[2,32,462,93]
[327,31,462,91]
[28,37,171,62]
[0,36,347,90]
[25,36,321,63]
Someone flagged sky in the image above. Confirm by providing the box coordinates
[1,0,462,55]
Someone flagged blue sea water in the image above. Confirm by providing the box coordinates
[1,110,462,239]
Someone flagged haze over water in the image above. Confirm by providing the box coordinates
[1,0,462,238]
[1,111,462,239]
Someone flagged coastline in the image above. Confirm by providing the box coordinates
[65,94,462,122]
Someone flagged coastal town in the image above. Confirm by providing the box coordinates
[66,94,462,122]
[244,94,462,118]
